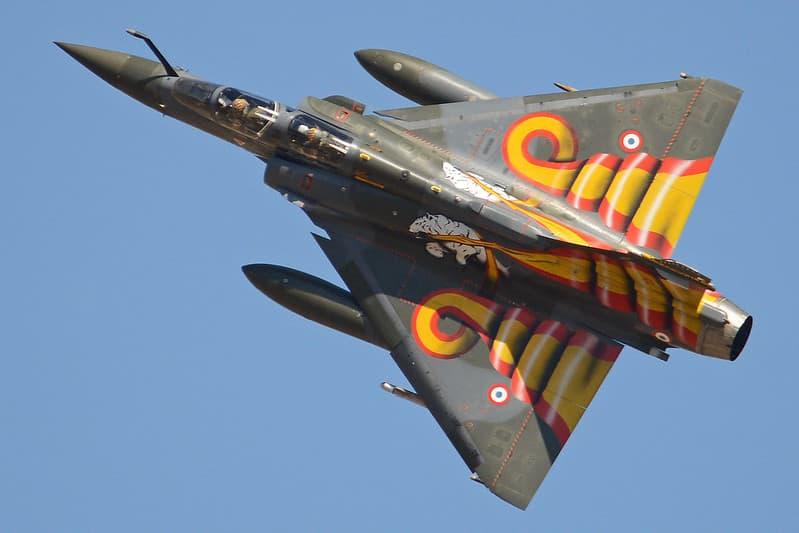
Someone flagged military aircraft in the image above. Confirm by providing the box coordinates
[57,30,751,510]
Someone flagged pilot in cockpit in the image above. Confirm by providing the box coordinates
[230,97,250,120]
[296,123,321,145]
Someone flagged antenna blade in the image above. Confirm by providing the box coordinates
[553,81,578,92]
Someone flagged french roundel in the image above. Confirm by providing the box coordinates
[487,384,510,406]
[619,129,644,153]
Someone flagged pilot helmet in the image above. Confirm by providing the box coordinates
[231,98,248,113]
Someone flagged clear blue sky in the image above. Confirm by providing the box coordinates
[2,1,795,530]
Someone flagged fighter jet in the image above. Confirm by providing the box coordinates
[57,31,751,510]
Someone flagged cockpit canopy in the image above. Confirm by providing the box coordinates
[215,87,279,136]
[173,80,279,138]
[173,78,219,112]
[286,114,352,164]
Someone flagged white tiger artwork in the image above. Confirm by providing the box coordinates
[442,162,514,203]
[408,213,492,268]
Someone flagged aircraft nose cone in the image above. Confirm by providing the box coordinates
[55,41,166,107]
[56,42,130,84]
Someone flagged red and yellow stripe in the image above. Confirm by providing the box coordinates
[566,153,621,211]
[510,320,570,403]
[535,331,621,444]
[505,247,593,293]
[489,308,537,377]
[658,277,706,347]
[499,112,716,260]
[670,299,701,347]
[425,233,596,292]
[410,289,622,445]
[623,262,670,330]
[598,153,659,231]
[594,254,633,312]
[503,248,593,292]
[626,157,713,257]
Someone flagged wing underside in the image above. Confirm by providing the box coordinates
[312,216,621,508]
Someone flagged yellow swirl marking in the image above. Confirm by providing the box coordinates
[502,112,581,196]
[411,290,501,358]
